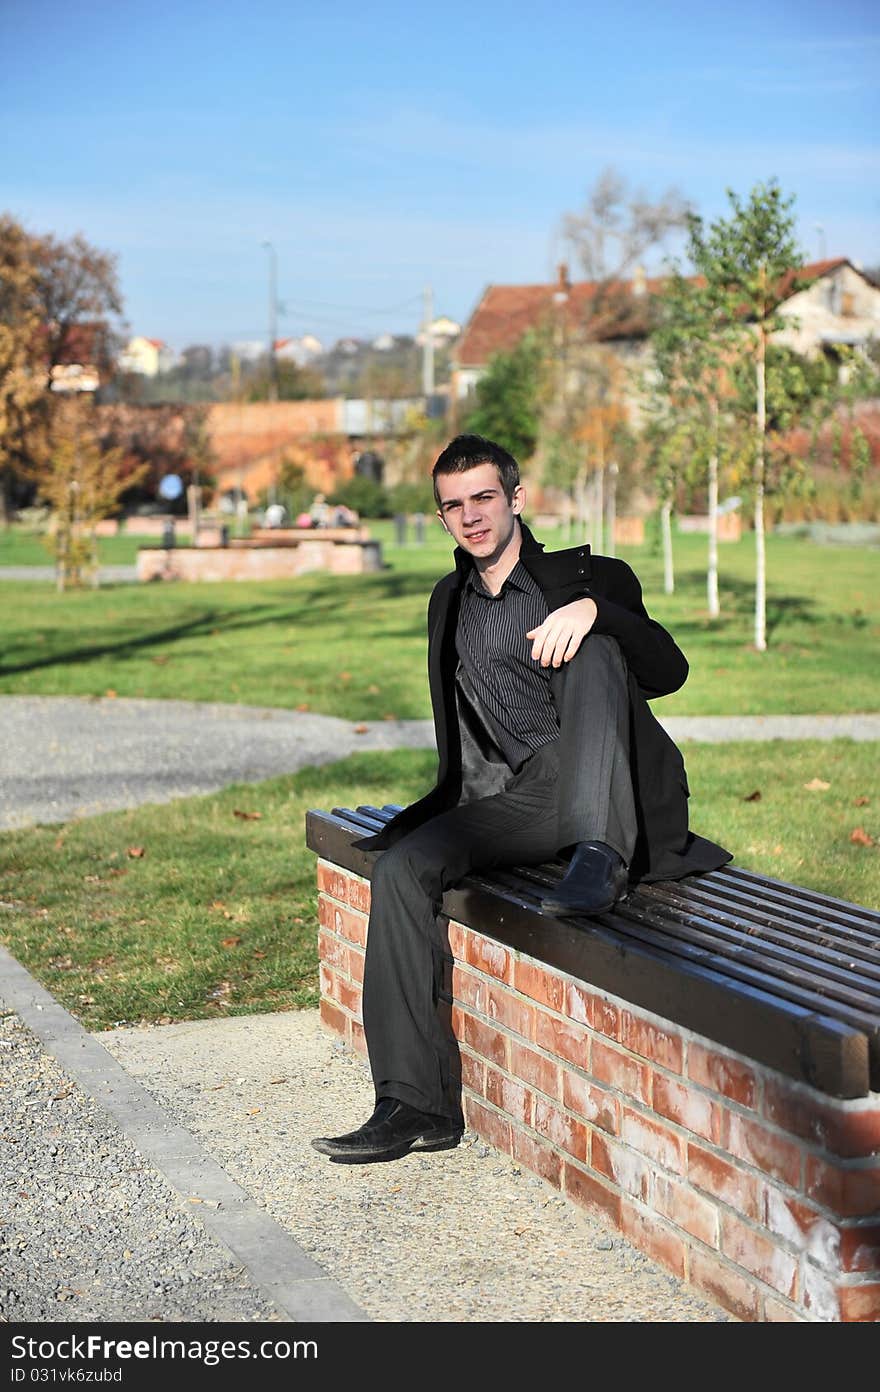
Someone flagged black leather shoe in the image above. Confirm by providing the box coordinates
[311,1098,463,1164]
[539,841,629,916]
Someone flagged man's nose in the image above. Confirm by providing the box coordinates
[463,501,483,525]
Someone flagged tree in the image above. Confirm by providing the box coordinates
[547,169,692,547]
[649,266,742,614]
[686,181,805,651]
[0,215,125,517]
[462,332,545,463]
[39,400,148,591]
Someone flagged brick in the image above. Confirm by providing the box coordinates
[446,920,468,960]
[805,1156,880,1218]
[462,1013,509,1068]
[486,983,535,1039]
[316,863,348,901]
[761,1295,807,1322]
[802,1262,841,1321]
[317,927,348,970]
[318,962,337,1002]
[464,933,512,983]
[619,1011,683,1073]
[351,1019,367,1056]
[512,1128,563,1189]
[653,1075,722,1144]
[348,945,365,984]
[688,1143,763,1222]
[319,996,349,1040]
[620,1200,687,1280]
[566,983,620,1037]
[533,1097,588,1162]
[621,1107,685,1176]
[337,976,361,1017]
[762,1080,880,1159]
[563,1161,622,1227]
[452,964,486,1013]
[653,1174,719,1247]
[460,1048,486,1096]
[763,1189,841,1270]
[592,1132,650,1201]
[318,895,367,946]
[687,1043,757,1108]
[840,1224,880,1273]
[513,960,565,1011]
[720,1110,802,1189]
[486,1067,533,1126]
[840,1284,880,1322]
[465,1098,513,1156]
[688,1249,761,1322]
[720,1212,798,1299]
[347,876,371,913]
[508,1041,561,1099]
[591,1039,651,1105]
[563,1074,619,1135]
[534,1011,591,1071]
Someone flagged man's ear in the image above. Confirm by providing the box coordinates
[512,484,526,516]
[436,509,450,533]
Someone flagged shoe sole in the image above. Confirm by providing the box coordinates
[312,1131,463,1165]
[539,891,627,917]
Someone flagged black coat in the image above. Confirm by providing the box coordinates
[357,522,731,882]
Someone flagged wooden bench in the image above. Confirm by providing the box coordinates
[306,803,880,1323]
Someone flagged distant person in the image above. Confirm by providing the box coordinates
[295,511,313,528]
[333,504,357,527]
[312,433,731,1164]
[265,503,286,529]
[310,493,330,528]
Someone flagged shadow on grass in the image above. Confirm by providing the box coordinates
[0,569,436,677]
[672,570,818,642]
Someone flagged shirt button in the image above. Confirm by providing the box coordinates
[577,568,585,575]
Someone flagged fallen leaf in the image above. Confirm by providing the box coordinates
[382,713,397,721]
[221,935,241,948]
[54,836,66,851]
[854,796,870,807]
[804,778,830,791]
[367,684,381,695]
[743,790,762,802]
[210,900,227,911]
[295,702,310,711]
[246,1107,262,1116]
[252,949,267,959]
[338,671,352,682]
[233,809,262,820]
[18,1192,29,1199]
[157,1016,172,1025]
[850,827,875,847]
[188,1196,204,1205]
[268,1077,287,1085]
[151,655,169,666]
[105,689,117,699]
[353,723,368,734]
[126,846,145,859]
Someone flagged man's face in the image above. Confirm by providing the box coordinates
[435,461,524,564]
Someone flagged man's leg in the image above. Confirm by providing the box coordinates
[541,634,638,913]
[312,745,561,1160]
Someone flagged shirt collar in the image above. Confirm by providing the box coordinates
[465,559,532,597]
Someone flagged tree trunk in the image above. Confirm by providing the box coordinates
[707,403,720,618]
[754,326,767,651]
[661,499,674,594]
[593,467,604,553]
[606,463,617,558]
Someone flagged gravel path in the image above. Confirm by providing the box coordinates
[0,566,137,583]
[2,695,878,831]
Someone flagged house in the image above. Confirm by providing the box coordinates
[452,259,880,402]
[119,336,175,377]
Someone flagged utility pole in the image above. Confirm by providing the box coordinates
[262,241,279,402]
[422,284,434,399]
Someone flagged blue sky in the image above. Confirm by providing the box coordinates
[2,0,877,351]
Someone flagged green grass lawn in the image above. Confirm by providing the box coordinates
[0,742,876,1031]
[0,529,144,567]
[1,527,877,716]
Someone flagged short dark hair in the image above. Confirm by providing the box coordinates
[432,434,520,506]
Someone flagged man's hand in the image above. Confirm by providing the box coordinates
[526,598,598,668]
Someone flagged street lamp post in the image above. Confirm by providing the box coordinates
[261,241,279,403]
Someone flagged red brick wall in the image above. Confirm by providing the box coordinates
[316,860,880,1323]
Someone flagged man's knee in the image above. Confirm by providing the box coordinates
[372,830,445,898]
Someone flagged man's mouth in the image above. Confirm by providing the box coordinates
[465,530,489,542]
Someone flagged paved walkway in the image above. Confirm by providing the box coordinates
[1,695,878,831]
[0,565,137,583]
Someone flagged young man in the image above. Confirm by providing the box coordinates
[312,435,730,1164]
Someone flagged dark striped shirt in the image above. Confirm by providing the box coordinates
[455,560,559,771]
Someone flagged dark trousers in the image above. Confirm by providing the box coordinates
[361,635,638,1121]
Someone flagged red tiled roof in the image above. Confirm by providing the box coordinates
[455,259,851,368]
